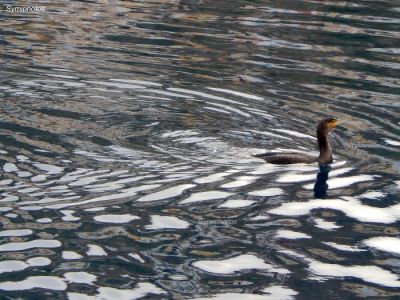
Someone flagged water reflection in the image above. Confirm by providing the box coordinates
[313,163,331,198]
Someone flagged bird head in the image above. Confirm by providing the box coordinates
[318,117,338,133]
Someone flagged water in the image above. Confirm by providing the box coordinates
[0,0,399,299]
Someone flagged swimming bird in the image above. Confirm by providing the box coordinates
[254,117,338,165]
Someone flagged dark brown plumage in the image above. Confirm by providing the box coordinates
[255,118,338,165]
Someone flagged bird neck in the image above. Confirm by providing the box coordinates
[317,131,330,151]
[317,129,332,163]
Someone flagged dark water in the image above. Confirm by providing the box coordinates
[0,0,400,299]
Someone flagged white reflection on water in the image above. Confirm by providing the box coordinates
[167,87,246,106]
[33,163,64,175]
[193,254,290,275]
[261,285,298,300]
[275,230,311,240]
[128,253,145,263]
[323,242,366,252]
[277,167,353,183]
[0,229,33,237]
[37,218,52,223]
[61,210,81,221]
[220,176,259,188]
[0,276,67,291]
[62,251,83,260]
[93,214,140,224]
[279,249,400,287]
[207,87,264,101]
[384,139,400,146]
[309,261,400,287]
[109,78,162,87]
[48,184,161,209]
[86,244,107,256]
[269,196,400,223]
[86,80,147,89]
[193,292,292,300]
[248,187,283,197]
[194,170,239,184]
[146,215,190,230]
[0,258,51,274]
[363,237,400,255]
[272,129,316,140]
[303,174,376,190]
[3,163,18,172]
[64,272,97,284]
[179,191,233,204]
[68,282,167,300]
[359,190,386,199]
[136,184,195,202]
[0,274,167,300]
[0,240,61,252]
[313,218,341,231]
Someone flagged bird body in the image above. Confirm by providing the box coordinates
[254,152,316,164]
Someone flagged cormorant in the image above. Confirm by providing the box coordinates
[255,118,338,165]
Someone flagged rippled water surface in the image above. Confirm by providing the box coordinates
[1,0,400,299]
